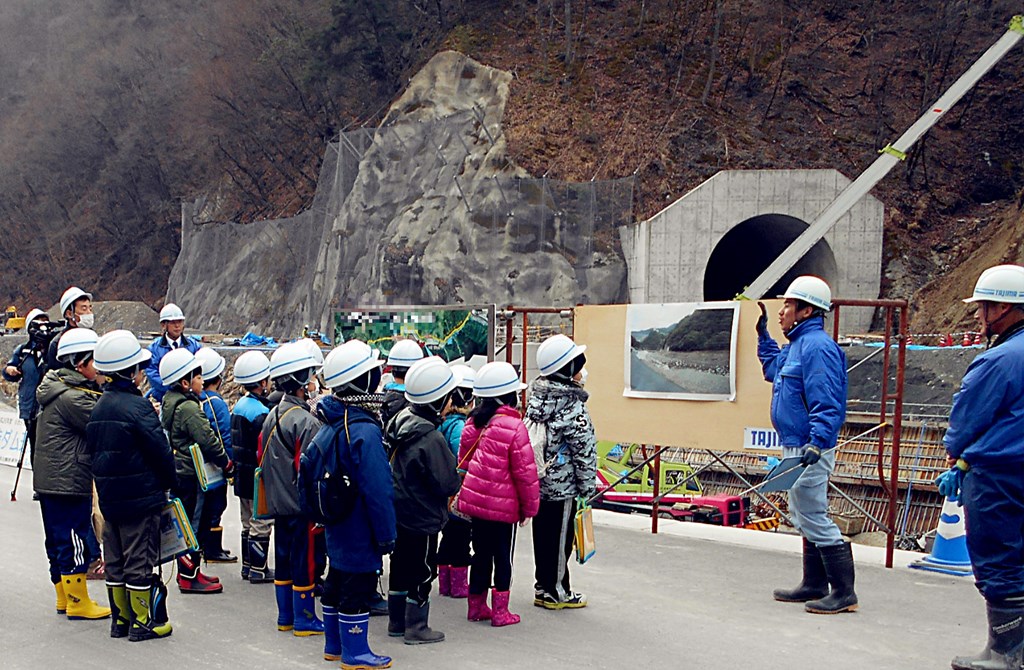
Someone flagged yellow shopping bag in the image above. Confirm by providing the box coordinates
[574,497,596,564]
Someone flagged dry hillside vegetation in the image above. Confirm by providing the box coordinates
[0,1,1021,335]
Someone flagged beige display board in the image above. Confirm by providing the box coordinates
[574,300,787,453]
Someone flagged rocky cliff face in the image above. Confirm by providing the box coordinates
[168,51,629,336]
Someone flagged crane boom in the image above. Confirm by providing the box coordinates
[740,15,1024,302]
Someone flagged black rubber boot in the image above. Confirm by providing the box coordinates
[773,538,829,603]
[240,531,251,580]
[387,592,407,637]
[805,542,858,614]
[951,598,1024,670]
[248,536,275,584]
[404,599,444,645]
[203,527,237,563]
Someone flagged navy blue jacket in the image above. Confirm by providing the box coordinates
[316,396,397,573]
[758,316,847,450]
[3,342,46,420]
[87,381,176,523]
[231,393,270,499]
[944,325,1024,466]
[145,334,202,401]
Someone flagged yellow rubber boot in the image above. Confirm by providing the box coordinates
[55,581,67,614]
[62,574,112,620]
[127,584,173,641]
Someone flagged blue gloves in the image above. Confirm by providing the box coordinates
[756,302,769,336]
[800,445,822,467]
[935,464,967,501]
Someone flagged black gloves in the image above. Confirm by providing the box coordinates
[800,445,822,467]
[377,540,395,556]
[756,302,768,336]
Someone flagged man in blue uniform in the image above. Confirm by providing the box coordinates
[941,265,1024,670]
[756,275,856,615]
[145,303,202,402]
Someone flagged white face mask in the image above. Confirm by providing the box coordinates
[578,368,588,387]
[77,313,95,329]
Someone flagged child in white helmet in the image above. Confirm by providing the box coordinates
[385,356,462,645]
[525,334,596,610]
[88,330,177,641]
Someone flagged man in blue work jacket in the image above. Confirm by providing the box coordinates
[941,264,1024,670]
[756,275,857,615]
[145,303,202,401]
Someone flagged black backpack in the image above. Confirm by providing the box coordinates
[298,408,359,525]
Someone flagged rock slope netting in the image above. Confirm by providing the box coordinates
[167,52,631,337]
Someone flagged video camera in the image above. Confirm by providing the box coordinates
[28,319,65,342]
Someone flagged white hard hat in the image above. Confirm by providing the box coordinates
[159,348,202,386]
[536,334,587,377]
[449,364,475,389]
[298,338,325,372]
[194,347,226,380]
[159,303,186,322]
[322,340,384,390]
[59,286,92,316]
[94,330,152,374]
[473,361,527,398]
[269,341,319,380]
[24,309,48,325]
[780,275,832,311]
[234,351,271,385]
[963,265,1024,304]
[387,339,424,367]
[404,356,460,404]
[56,328,98,361]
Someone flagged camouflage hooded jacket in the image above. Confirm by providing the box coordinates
[524,377,597,501]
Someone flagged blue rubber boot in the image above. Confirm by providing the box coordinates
[323,605,341,661]
[275,580,294,631]
[340,612,392,669]
[292,584,324,636]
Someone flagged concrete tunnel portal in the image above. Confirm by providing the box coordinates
[702,213,838,302]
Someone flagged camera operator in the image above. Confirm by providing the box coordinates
[3,309,55,465]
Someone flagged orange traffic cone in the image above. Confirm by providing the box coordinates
[973,332,984,346]
[962,332,972,347]
[940,334,953,347]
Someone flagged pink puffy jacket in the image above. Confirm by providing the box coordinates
[457,405,540,524]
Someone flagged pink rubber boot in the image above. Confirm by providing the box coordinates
[437,565,451,597]
[490,589,520,627]
[467,592,492,621]
[449,566,469,599]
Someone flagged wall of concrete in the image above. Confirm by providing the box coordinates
[619,169,884,334]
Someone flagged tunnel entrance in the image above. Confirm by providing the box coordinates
[702,214,838,301]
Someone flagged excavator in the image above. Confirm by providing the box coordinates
[3,307,26,333]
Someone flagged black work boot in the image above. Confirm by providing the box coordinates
[387,591,407,637]
[773,538,829,603]
[240,531,251,580]
[248,536,275,583]
[805,541,858,614]
[203,526,237,563]
[952,598,1024,670]
[404,599,444,645]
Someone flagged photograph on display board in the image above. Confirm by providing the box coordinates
[332,305,494,363]
[624,302,739,401]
